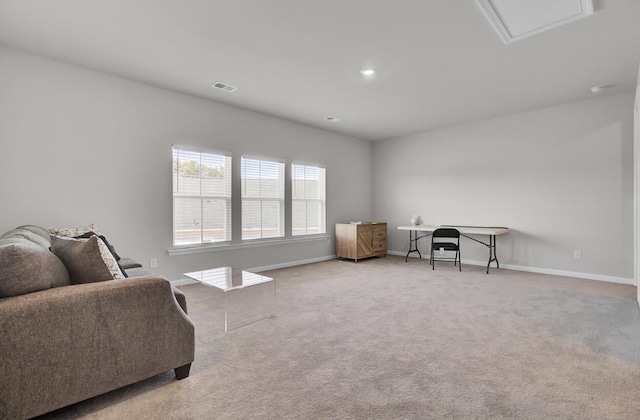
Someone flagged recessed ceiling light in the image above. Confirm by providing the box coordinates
[590,85,611,93]
[360,68,376,77]
[325,116,341,122]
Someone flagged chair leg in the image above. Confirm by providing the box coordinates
[458,250,461,271]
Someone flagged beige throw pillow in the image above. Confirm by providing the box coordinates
[48,223,100,238]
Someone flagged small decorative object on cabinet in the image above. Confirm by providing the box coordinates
[335,222,387,262]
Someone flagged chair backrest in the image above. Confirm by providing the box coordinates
[432,228,460,239]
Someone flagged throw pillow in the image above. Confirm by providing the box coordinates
[73,231,120,259]
[72,232,128,278]
[0,239,71,297]
[48,223,100,238]
[50,235,125,284]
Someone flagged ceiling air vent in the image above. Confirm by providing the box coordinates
[212,81,237,93]
[476,0,594,44]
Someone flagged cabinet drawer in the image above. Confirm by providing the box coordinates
[372,241,387,251]
[373,230,386,240]
[372,224,386,235]
[357,224,373,233]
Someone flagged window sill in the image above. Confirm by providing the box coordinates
[167,234,330,256]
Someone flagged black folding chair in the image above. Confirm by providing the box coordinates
[430,228,461,271]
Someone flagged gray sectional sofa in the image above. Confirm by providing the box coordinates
[0,225,195,419]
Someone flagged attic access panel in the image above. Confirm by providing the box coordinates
[476,0,594,43]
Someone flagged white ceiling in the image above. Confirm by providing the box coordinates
[1,0,639,141]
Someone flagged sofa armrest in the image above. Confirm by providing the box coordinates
[0,277,195,419]
[119,275,188,313]
[172,285,188,313]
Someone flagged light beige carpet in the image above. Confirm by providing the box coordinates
[39,256,640,419]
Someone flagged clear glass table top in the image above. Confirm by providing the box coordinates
[183,266,273,292]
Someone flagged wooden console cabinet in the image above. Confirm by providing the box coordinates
[335,222,387,262]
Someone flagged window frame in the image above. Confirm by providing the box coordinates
[168,149,330,256]
[241,155,286,241]
[291,162,326,237]
[172,145,232,247]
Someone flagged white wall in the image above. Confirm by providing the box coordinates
[0,47,373,280]
[1,45,634,284]
[374,92,635,283]
[634,62,640,301]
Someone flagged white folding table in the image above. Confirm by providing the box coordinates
[397,225,510,273]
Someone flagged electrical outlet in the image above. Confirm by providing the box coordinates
[150,258,158,268]
[573,250,581,259]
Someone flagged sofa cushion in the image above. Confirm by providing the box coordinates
[124,266,152,278]
[0,239,71,297]
[13,225,52,241]
[50,235,125,284]
[73,231,121,261]
[119,257,143,270]
[1,227,51,249]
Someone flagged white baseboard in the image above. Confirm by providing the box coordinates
[169,255,337,286]
[498,263,634,285]
[246,255,337,273]
[386,250,634,285]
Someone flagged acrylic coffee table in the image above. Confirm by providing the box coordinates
[183,267,276,332]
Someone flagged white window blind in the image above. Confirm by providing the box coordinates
[292,163,326,236]
[241,156,285,240]
[173,147,232,246]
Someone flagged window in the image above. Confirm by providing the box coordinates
[292,163,326,236]
[172,146,232,246]
[241,156,285,240]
